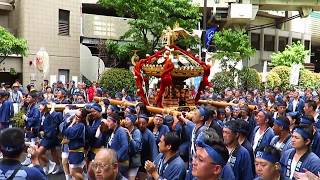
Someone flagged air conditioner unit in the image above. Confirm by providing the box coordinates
[230,4,253,19]
[224,0,238,3]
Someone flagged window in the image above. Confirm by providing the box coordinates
[264,35,275,51]
[305,40,310,50]
[251,33,260,50]
[278,36,288,52]
[58,69,69,84]
[59,9,70,36]
[292,38,300,44]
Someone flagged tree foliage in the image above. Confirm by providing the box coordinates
[238,67,261,90]
[211,71,235,92]
[99,68,135,97]
[99,0,201,60]
[299,69,320,89]
[269,66,291,89]
[0,26,27,62]
[271,41,309,67]
[267,71,281,88]
[104,40,145,68]
[213,28,255,73]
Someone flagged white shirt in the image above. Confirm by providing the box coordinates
[274,141,282,150]
[292,99,299,112]
[253,130,264,152]
[290,158,298,179]
[315,113,319,123]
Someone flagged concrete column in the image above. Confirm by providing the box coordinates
[260,29,265,62]
[301,33,305,46]
[288,31,293,45]
[275,29,279,52]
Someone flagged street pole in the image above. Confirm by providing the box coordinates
[203,0,207,30]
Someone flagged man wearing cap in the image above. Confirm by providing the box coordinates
[123,113,142,180]
[151,114,170,146]
[299,115,320,158]
[122,87,133,102]
[107,105,120,116]
[280,125,320,179]
[52,81,63,95]
[0,128,46,179]
[239,105,256,143]
[304,100,320,122]
[9,82,23,114]
[254,145,282,180]
[86,103,104,162]
[192,128,230,180]
[54,89,71,104]
[0,90,14,130]
[251,111,275,153]
[145,132,186,180]
[204,105,223,138]
[217,108,226,123]
[223,120,253,180]
[23,92,41,144]
[287,90,305,117]
[137,114,158,180]
[237,120,255,175]
[103,112,129,176]
[270,117,292,153]
[68,81,78,99]
[273,101,287,120]
[124,106,135,117]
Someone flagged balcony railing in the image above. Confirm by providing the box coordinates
[0,0,14,11]
[82,13,131,40]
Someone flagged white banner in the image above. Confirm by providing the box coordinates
[262,61,268,83]
[290,64,301,85]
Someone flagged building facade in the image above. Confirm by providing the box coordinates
[0,0,80,87]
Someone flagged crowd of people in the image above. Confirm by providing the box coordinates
[1,80,320,180]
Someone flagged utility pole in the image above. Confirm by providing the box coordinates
[203,0,207,30]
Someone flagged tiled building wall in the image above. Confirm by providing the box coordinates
[16,0,80,86]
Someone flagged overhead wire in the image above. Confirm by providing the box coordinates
[246,14,301,31]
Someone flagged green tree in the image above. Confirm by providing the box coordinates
[0,26,27,63]
[269,66,291,89]
[271,41,309,67]
[238,67,261,90]
[99,0,201,61]
[213,28,255,76]
[299,69,320,89]
[211,71,235,92]
[99,68,135,97]
[267,71,281,88]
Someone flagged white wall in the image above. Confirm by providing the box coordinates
[80,44,105,81]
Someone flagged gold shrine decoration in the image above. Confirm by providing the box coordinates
[162,23,191,45]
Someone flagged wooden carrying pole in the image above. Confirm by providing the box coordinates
[46,104,86,111]
[46,98,256,113]
[198,100,257,111]
[94,97,182,116]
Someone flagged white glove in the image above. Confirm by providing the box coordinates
[50,103,55,114]
[95,125,101,138]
